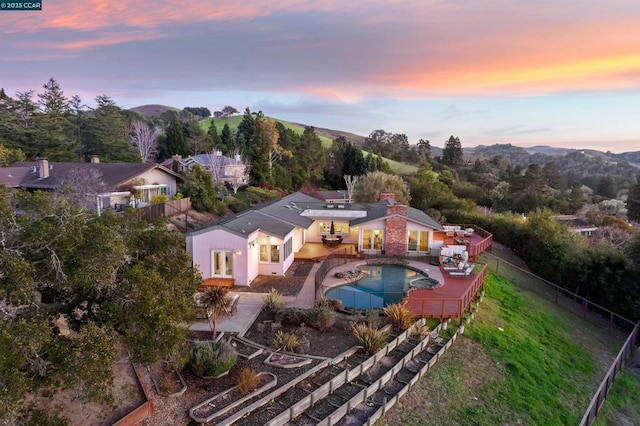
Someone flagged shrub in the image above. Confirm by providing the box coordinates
[293,328,310,354]
[409,322,430,340]
[151,194,169,204]
[383,303,415,331]
[272,331,299,352]
[350,322,389,355]
[213,200,228,217]
[236,367,260,396]
[274,307,308,325]
[189,341,237,377]
[307,306,336,331]
[173,192,184,200]
[262,288,284,312]
[226,196,249,213]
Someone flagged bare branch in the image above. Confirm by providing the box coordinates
[129,120,158,163]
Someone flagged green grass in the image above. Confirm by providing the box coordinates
[200,116,418,176]
[380,270,617,426]
[593,371,640,425]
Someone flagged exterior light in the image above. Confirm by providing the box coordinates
[235,250,242,255]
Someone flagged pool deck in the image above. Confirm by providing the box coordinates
[323,259,486,320]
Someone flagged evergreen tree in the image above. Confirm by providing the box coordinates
[220,123,236,153]
[627,176,640,222]
[36,78,80,161]
[442,135,463,166]
[158,115,189,159]
[84,95,139,162]
[300,126,325,186]
[205,120,223,153]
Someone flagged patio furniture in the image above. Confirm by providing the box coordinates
[322,235,342,247]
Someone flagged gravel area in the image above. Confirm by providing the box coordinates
[232,261,314,296]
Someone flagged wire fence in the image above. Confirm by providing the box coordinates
[479,251,639,425]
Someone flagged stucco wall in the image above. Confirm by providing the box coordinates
[129,168,177,195]
[188,229,251,286]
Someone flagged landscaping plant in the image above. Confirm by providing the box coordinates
[350,322,390,355]
[262,288,284,312]
[383,303,415,331]
[189,341,237,378]
[236,367,260,396]
[272,331,299,352]
[307,305,336,331]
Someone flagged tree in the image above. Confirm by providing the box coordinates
[84,95,139,162]
[205,119,223,153]
[300,126,325,186]
[228,150,251,194]
[0,189,200,418]
[199,287,233,338]
[158,114,189,159]
[344,175,359,202]
[183,106,211,118]
[0,144,25,166]
[354,171,411,204]
[442,135,464,166]
[417,138,431,164]
[180,165,217,212]
[626,176,640,222]
[220,123,235,153]
[221,106,239,117]
[128,120,157,162]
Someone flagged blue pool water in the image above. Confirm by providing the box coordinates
[325,264,430,309]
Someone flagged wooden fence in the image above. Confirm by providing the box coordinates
[580,322,639,425]
[136,197,191,221]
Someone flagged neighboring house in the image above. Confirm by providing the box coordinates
[553,215,598,237]
[316,190,351,203]
[161,152,248,185]
[186,192,444,286]
[0,157,180,215]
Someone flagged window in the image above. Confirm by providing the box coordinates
[283,237,292,259]
[211,250,233,277]
[407,231,430,252]
[319,222,349,234]
[259,243,281,263]
[362,228,384,250]
[270,245,280,263]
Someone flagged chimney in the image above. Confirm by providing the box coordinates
[172,154,182,162]
[90,155,100,164]
[379,193,396,202]
[38,158,49,179]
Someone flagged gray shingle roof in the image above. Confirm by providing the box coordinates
[187,192,443,239]
[3,162,180,190]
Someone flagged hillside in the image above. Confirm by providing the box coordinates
[129,104,179,119]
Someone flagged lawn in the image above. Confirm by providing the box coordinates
[379,271,622,426]
[200,116,418,175]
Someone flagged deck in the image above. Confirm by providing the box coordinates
[295,243,358,261]
[403,265,487,320]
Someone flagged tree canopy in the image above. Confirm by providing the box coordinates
[0,188,200,419]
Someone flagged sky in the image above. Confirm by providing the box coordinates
[1,0,640,152]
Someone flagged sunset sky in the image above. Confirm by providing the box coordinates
[2,1,640,152]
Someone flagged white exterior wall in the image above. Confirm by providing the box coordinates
[257,233,284,276]
[128,168,178,196]
[293,227,306,252]
[305,219,355,243]
[188,229,250,286]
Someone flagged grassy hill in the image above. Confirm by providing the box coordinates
[379,270,638,425]
[201,116,418,175]
[129,104,179,119]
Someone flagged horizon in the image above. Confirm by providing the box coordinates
[2,1,640,154]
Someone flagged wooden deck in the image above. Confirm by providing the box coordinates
[404,264,487,320]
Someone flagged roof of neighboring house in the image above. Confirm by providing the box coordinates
[552,215,597,230]
[316,190,349,201]
[0,166,32,188]
[187,192,444,239]
[1,162,180,190]
[181,153,245,168]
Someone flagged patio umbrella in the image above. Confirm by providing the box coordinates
[330,221,335,235]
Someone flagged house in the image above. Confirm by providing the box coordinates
[161,152,248,186]
[316,190,351,203]
[0,157,180,215]
[552,215,598,237]
[186,192,444,287]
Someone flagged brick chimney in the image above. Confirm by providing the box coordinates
[90,155,100,164]
[379,192,396,202]
[38,158,49,179]
[384,198,408,256]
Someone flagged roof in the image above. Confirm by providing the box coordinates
[552,215,597,230]
[187,192,444,239]
[316,190,349,201]
[182,153,245,168]
[2,162,180,190]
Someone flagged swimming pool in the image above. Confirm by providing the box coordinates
[324,264,438,309]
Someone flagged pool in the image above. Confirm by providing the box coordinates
[325,264,437,309]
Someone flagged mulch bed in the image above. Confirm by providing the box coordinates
[232,261,314,296]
